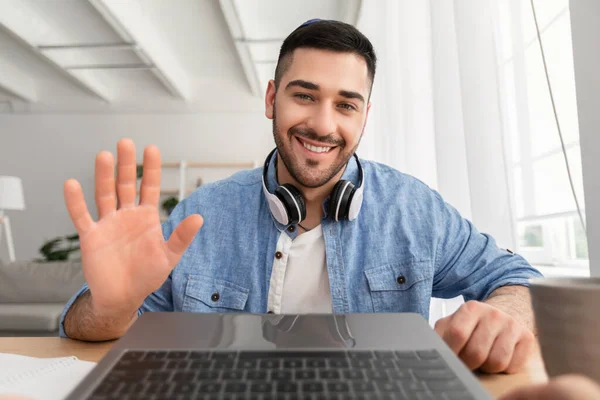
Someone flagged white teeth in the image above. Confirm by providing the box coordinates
[301,141,332,153]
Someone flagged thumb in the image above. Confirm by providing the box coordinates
[433,315,449,337]
[165,214,203,266]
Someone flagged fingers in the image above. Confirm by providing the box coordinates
[505,331,535,374]
[479,321,519,373]
[139,145,161,207]
[95,151,116,219]
[165,214,204,267]
[64,179,95,235]
[458,313,503,370]
[98,140,160,211]
[433,315,448,337]
[436,301,526,372]
[435,301,481,355]
[116,138,138,209]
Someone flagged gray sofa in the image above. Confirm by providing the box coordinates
[0,259,85,335]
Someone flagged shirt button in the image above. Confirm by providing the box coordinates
[397,275,406,285]
[287,225,295,233]
[275,251,283,259]
[211,293,220,302]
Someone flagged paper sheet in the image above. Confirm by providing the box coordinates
[0,353,96,400]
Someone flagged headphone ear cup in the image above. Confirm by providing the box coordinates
[274,184,306,224]
[283,184,306,222]
[329,180,356,221]
[328,181,345,221]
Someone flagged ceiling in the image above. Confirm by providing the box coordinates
[0,0,362,113]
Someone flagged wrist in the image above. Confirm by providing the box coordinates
[64,290,139,341]
[484,293,536,334]
[89,292,140,322]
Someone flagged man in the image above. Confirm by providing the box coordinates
[60,20,542,374]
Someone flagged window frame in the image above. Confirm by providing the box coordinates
[494,0,589,272]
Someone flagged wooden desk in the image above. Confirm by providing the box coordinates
[0,337,548,399]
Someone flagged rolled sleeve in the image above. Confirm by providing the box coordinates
[58,283,90,338]
[59,282,155,338]
[432,193,543,301]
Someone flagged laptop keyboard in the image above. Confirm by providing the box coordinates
[88,349,475,400]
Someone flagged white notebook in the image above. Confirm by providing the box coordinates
[0,353,96,400]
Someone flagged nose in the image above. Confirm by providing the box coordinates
[306,102,337,137]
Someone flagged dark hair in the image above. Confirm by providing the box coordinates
[274,20,377,91]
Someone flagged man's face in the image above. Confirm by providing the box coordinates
[265,48,371,189]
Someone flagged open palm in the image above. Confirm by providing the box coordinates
[63,139,203,314]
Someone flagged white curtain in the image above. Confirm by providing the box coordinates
[357,0,438,191]
[356,0,517,323]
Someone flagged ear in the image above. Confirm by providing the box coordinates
[361,102,372,137]
[265,80,276,120]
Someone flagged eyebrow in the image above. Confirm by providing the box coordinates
[286,80,319,91]
[339,90,365,104]
[285,80,365,104]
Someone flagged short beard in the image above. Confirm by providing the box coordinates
[272,104,359,189]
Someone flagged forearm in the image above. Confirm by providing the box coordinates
[64,290,138,342]
[484,285,537,334]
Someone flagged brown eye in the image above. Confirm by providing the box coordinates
[339,103,356,111]
[295,94,313,101]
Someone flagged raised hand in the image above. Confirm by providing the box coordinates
[64,138,203,316]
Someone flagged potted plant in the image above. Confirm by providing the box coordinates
[162,197,179,216]
[38,233,80,262]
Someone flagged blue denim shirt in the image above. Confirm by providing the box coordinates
[59,152,542,338]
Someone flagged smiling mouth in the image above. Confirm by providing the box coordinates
[296,137,337,154]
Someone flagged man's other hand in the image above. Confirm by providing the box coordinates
[499,374,600,400]
[434,300,535,373]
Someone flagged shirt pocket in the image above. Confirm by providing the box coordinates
[364,261,433,313]
[182,275,250,313]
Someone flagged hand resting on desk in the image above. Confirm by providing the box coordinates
[435,300,535,374]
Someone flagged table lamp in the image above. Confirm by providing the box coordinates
[0,176,25,262]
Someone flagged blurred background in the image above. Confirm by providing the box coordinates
[0,0,598,333]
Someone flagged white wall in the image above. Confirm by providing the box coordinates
[570,0,600,277]
[0,113,272,262]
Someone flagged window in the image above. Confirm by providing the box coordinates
[494,0,588,272]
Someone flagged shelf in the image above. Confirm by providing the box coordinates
[161,161,254,169]
[160,188,195,196]
[161,162,181,168]
[153,160,256,204]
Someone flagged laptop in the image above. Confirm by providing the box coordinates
[66,312,492,400]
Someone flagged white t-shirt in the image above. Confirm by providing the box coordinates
[267,225,333,314]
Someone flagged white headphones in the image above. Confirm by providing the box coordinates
[261,148,365,225]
